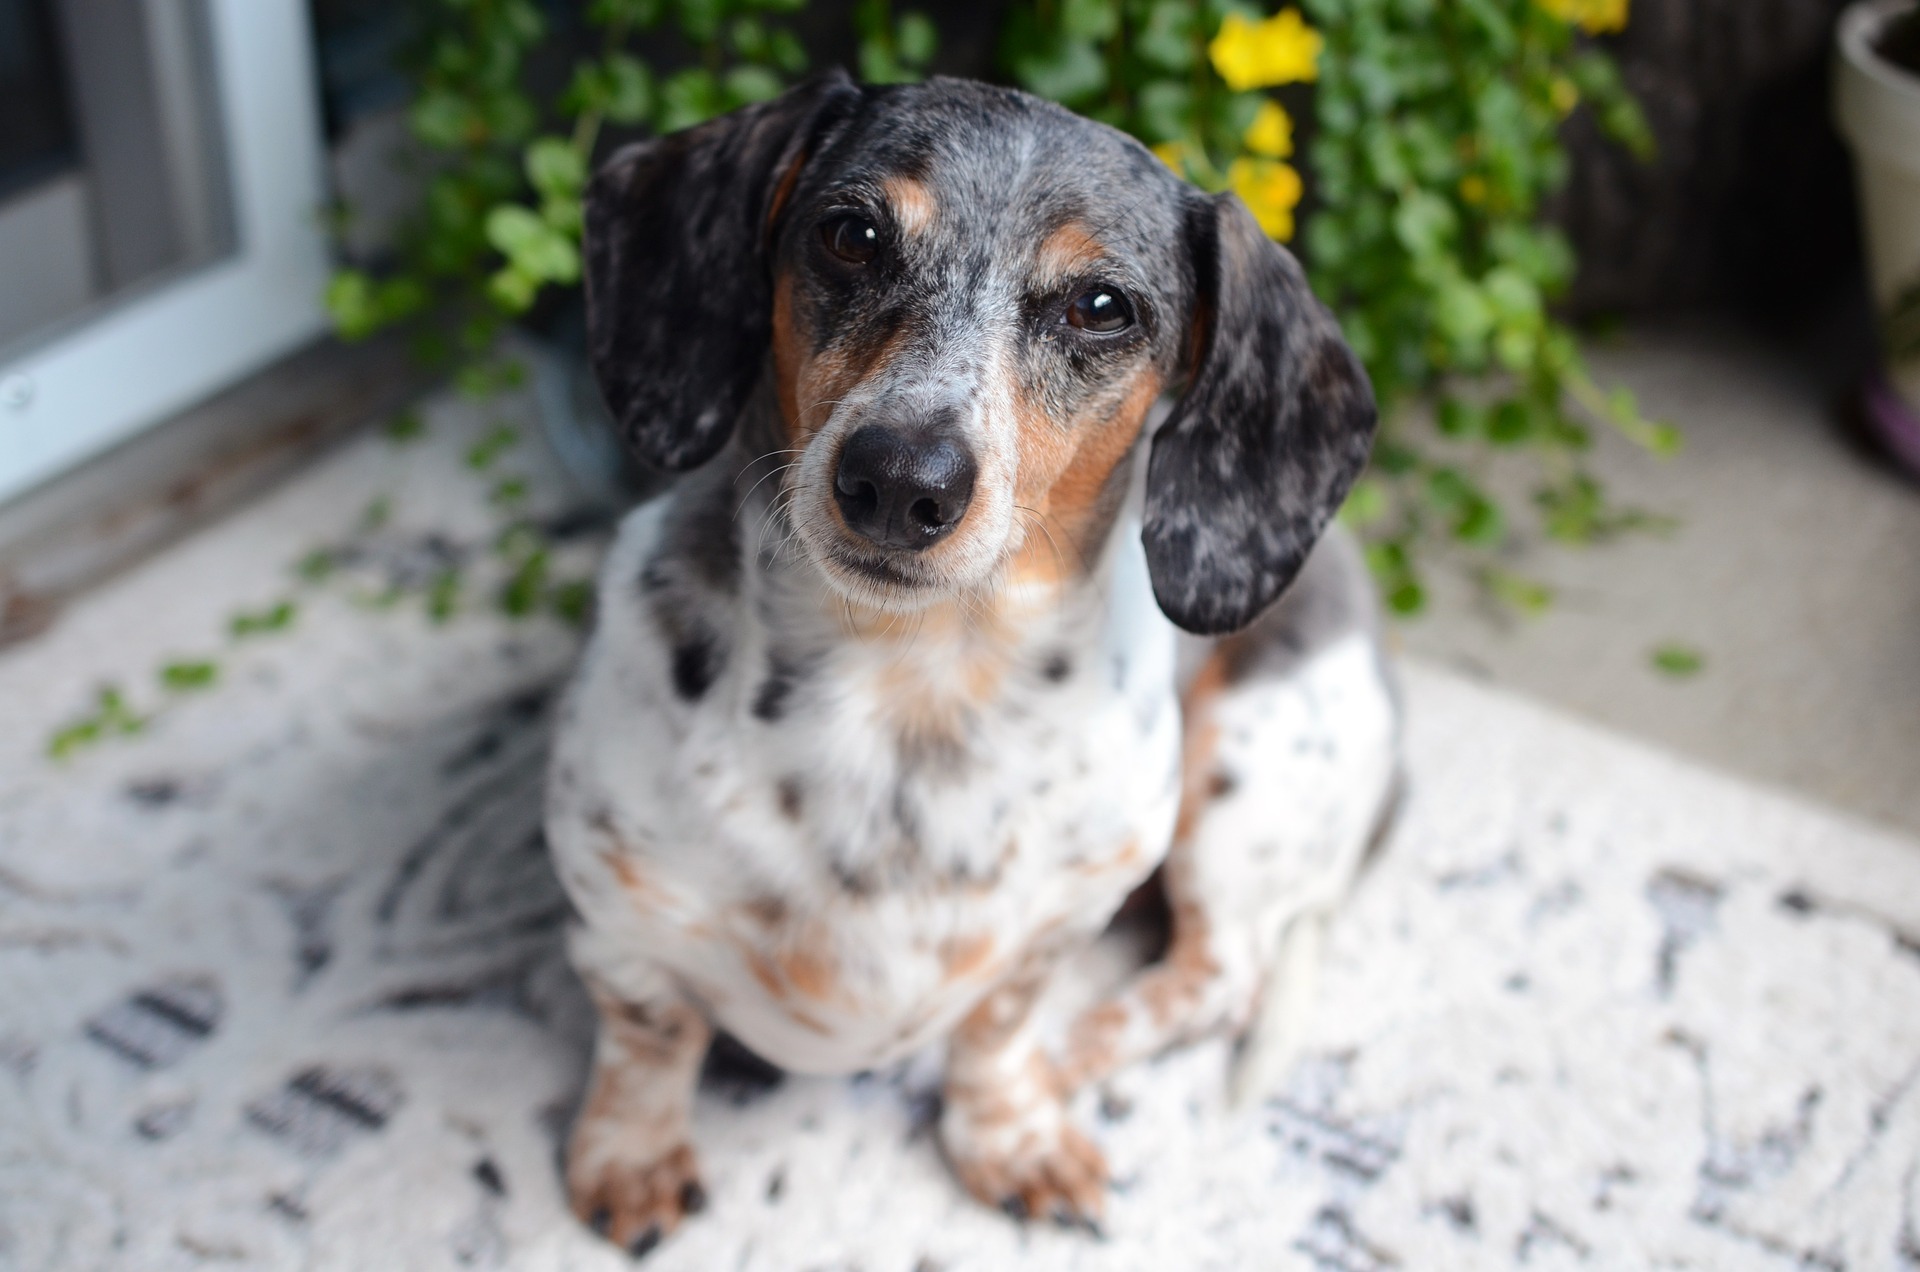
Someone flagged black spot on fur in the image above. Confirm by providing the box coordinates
[753,651,812,722]
[777,776,804,821]
[701,1032,785,1105]
[831,859,877,898]
[671,633,724,701]
[1041,652,1073,683]
[473,1158,507,1196]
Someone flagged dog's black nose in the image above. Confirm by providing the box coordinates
[833,425,977,551]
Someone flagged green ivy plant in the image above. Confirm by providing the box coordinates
[324,0,814,380]
[1004,0,1673,615]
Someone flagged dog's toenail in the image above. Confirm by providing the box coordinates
[1000,1195,1029,1221]
[680,1179,708,1214]
[589,1208,612,1236]
[629,1225,662,1259]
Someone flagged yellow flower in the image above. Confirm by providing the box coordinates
[1534,0,1628,35]
[1242,100,1294,158]
[1458,174,1488,206]
[1210,8,1322,93]
[1549,75,1580,116]
[1228,156,1303,240]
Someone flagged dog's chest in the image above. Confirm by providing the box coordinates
[551,513,1181,1073]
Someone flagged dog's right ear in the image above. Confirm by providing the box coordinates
[584,72,864,472]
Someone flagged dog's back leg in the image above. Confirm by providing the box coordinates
[1059,525,1399,1100]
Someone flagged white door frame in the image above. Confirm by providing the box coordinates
[0,0,332,506]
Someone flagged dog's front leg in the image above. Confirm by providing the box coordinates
[568,971,713,1257]
[941,956,1108,1231]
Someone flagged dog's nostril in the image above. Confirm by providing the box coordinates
[838,474,879,515]
[833,424,976,552]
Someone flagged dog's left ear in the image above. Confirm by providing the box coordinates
[584,72,864,471]
[1143,192,1378,635]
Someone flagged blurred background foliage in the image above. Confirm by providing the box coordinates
[323,0,1667,617]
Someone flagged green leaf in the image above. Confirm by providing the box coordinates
[897,11,938,65]
[1338,476,1388,527]
[160,660,219,692]
[500,548,549,618]
[485,204,579,283]
[525,137,586,199]
[230,601,298,638]
[409,88,477,149]
[730,16,769,58]
[466,425,520,470]
[427,569,461,624]
[1485,569,1554,617]
[490,475,530,508]
[1437,399,1486,439]
[1059,0,1118,41]
[723,65,784,106]
[1487,398,1536,446]
[1392,190,1456,258]
[1136,81,1195,144]
[1432,279,1495,347]
[659,68,724,132]
[47,684,147,758]
[768,30,809,74]
[295,549,336,584]
[1387,579,1426,615]
[385,410,426,444]
[1135,0,1195,72]
[487,265,538,313]
[675,0,724,45]
[565,55,655,125]
[1004,7,1107,105]
[550,578,595,627]
[1651,644,1705,678]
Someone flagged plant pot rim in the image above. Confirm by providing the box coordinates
[1840,0,1920,99]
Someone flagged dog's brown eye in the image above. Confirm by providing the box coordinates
[821,215,880,264]
[1065,288,1133,334]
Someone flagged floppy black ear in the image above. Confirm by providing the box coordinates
[584,72,864,471]
[1142,192,1378,635]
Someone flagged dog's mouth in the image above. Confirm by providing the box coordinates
[811,534,951,607]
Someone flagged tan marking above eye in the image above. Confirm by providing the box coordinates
[1036,221,1105,282]
[882,175,937,236]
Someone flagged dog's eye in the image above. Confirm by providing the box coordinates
[1064,287,1133,334]
[821,214,880,265]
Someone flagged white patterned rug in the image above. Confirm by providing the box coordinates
[3,392,1919,1271]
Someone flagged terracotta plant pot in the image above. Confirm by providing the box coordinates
[1836,0,1920,472]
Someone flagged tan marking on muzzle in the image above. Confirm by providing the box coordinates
[1010,366,1164,585]
[770,270,914,448]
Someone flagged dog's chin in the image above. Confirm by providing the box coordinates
[796,527,1002,614]
[813,544,960,613]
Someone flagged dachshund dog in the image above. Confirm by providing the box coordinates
[545,71,1398,1255]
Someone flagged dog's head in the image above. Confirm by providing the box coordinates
[584,73,1375,634]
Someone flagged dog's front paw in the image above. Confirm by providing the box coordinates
[944,1118,1109,1234]
[568,1139,707,1258]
